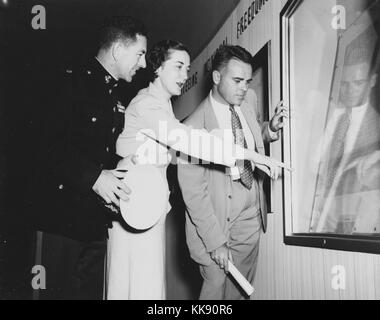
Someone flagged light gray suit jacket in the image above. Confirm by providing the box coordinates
[178,91,277,266]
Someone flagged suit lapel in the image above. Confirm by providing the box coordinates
[348,104,380,162]
[240,102,265,153]
[203,95,220,132]
[355,104,379,144]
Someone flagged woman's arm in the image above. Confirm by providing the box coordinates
[243,149,291,180]
[137,100,290,177]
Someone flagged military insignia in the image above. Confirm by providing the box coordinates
[105,75,112,84]
[116,101,126,113]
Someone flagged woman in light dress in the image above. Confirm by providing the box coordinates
[106,40,285,300]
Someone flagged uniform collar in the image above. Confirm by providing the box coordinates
[91,57,119,88]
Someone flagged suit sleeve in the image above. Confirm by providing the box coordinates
[43,79,103,195]
[247,88,279,143]
[261,122,279,143]
[110,153,123,169]
[177,116,228,253]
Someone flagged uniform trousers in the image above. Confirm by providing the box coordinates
[39,232,106,300]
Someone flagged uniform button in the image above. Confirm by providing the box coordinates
[58,184,64,190]
[106,147,110,153]
[228,195,232,199]
[227,218,231,222]
[87,70,92,75]
[91,117,97,123]
[109,89,112,94]
[112,127,116,134]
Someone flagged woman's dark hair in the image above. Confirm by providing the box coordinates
[212,45,253,72]
[147,40,190,80]
[98,16,147,51]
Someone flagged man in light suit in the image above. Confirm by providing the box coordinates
[178,45,287,300]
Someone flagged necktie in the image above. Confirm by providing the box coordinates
[326,108,352,189]
[229,106,254,190]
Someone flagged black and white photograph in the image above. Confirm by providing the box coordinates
[0,0,379,304]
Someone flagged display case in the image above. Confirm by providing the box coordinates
[281,0,380,253]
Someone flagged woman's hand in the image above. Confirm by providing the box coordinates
[247,150,292,180]
[256,163,280,180]
[117,154,139,170]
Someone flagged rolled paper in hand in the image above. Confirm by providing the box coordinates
[228,260,254,297]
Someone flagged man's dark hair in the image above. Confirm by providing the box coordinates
[147,40,190,80]
[212,45,253,72]
[98,16,147,51]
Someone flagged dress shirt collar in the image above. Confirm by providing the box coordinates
[352,102,368,117]
[209,92,239,112]
[336,101,368,119]
[338,100,368,110]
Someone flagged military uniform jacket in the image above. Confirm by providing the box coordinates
[29,59,126,241]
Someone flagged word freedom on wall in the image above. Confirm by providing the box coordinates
[237,0,269,39]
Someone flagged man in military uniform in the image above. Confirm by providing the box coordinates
[29,16,147,299]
